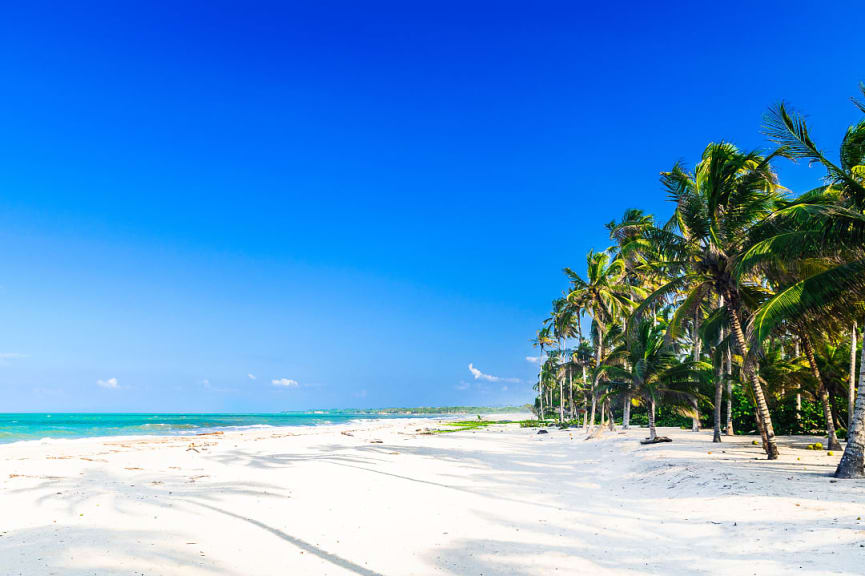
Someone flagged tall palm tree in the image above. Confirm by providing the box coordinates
[607,209,654,427]
[635,142,784,458]
[565,250,633,429]
[546,297,578,423]
[531,327,554,420]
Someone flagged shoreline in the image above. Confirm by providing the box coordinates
[0,412,531,448]
[0,416,443,449]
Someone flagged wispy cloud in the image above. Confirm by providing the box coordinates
[272,377,299,388]
[247,373,257,380]
[97,377,119,389]
[468,363,520,383]
[202,378,237,393]
[525,356,539,364]
[455,381,471,391]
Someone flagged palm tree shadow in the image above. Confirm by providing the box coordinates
[190,501,385,576]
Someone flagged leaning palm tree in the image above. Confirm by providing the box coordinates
[742,92,865,473]
[634,142,785,458]
[601,318,710,442]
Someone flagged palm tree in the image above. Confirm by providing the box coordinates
[546,297,578,423]
[531,327,554,420]
[572,340,594,429]
[601,318,710,442]
[741,92,865,473]
[634,142,785,458]
[607,209,654,427]
[699,296,730,442]
[565,250,633,429]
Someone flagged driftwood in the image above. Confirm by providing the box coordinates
[640,436,672,445]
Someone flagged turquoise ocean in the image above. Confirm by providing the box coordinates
[0,412,432,444]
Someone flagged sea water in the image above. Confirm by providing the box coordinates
[0,411,429,444]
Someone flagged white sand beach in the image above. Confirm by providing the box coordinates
[0,419,862,575]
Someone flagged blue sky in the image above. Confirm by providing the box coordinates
[0,1,861,411]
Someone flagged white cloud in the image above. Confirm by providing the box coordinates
[468,363,520,383]
[525,356,539,364]
[97,377,119,389]
[248,373,257,380]
[468,363,497,381]
[272,377,299,388]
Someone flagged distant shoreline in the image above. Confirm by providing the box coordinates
[0,408,532,444]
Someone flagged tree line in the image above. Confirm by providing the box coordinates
[532,86,865,479]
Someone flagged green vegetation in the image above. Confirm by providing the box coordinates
[519,420,554,428]
[434,420,515,433]
[529,85,865,479]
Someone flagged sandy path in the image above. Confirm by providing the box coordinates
[0,420,862,575]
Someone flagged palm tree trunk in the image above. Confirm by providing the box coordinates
[713,301,724,443]
[559,378,564,423]
[794,339,802,426]
[537,346,544,420]
[648,396,657,441]
[622,394,631,429]
[606,398,615,431]
[558,339,565,423]
[583,392,589,430]
[600,397,606,428]
[801,333,842,451]
[692,312,701,432]
[836,321,865,478]
[593,324,604,430]
[538,382,544,420]
[725,290,779,459]
[850,322,858,431]
[583,364,589,430]
[568,366,575,420]
[713,366,723,443]
[725,345,734,435]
